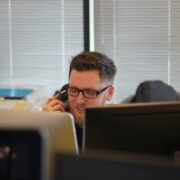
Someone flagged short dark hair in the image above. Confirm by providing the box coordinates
[69,51,117,83]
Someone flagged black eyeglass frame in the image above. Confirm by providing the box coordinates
[67,86,111,99]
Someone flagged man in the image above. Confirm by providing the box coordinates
[43,51,117,148]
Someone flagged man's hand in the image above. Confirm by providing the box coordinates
[43,95,66,112]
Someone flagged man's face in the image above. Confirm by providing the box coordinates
[68,69,114,127]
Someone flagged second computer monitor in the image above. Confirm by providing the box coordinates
[83,102,180,157]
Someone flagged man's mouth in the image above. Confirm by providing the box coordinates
[76,106,85,113]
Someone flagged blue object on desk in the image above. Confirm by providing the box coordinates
[0,88,34,99]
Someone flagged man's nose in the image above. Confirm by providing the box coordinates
[76,91,85,102]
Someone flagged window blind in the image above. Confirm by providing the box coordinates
[94,0,180,103]
[171,0,180,89]
[0,0,83,97]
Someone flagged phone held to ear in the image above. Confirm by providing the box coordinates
[56,84,70,112]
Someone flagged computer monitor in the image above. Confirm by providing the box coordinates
[55,151,180,180]
[0,109,78,180]
[83,102,180,158]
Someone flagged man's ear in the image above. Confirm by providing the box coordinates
[107,86,114,101]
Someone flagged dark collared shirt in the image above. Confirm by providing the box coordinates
[75,123,83,150]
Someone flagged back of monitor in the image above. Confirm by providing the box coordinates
[0,109,78,180]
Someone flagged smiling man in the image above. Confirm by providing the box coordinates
[43,51,117,148]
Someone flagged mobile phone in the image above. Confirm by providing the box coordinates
[56,84,70,112]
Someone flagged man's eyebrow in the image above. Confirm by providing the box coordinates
[68,86,79,89]
[69,86,98,91]
[83,88,97,91]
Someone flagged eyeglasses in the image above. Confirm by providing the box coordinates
[67,86,110,99]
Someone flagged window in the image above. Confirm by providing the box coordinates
[93,0,180,103]
[0,0,84,96]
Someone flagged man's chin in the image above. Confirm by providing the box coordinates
[74,114,84,127]
[71,108,84,126]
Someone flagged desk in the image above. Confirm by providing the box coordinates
[0,86,46,111]
[0,98,33,110]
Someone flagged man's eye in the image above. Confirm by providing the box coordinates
[69,88,78,93]
[85,90,96,95]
